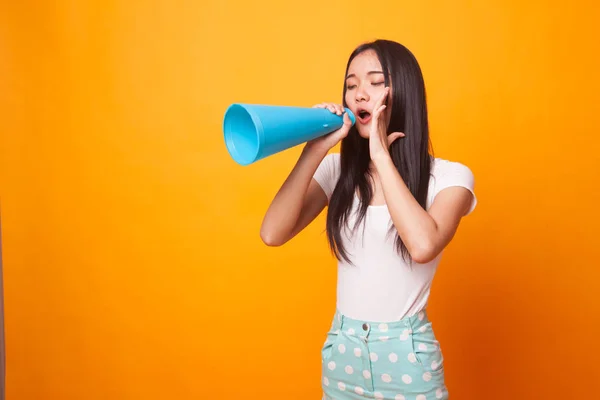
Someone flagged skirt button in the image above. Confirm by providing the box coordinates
[362,323,369,331]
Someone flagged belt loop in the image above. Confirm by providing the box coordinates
[338,312,343,330]
[404,316,413,332]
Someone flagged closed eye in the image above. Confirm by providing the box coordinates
[347,85,357,90]
[372,82,384,86]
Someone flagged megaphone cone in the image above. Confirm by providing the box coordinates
[223,103,356,165]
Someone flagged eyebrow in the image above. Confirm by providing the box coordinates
[346,71,384,80]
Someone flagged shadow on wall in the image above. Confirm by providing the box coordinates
[439,227,564,399]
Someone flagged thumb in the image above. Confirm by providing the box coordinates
[343,112,353,126]
[339,112,353,133]
[387,132,405,146]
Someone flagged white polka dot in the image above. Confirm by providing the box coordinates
[408,353,417,363]
[328,361,336,370]
[419,326,427,333]
[431,360,439,370]
[418,311,425,321]
[416,395,426,400]
[436,388,444,398]
[375,392,384,400]
[354,347,362,357]
[355,386,364,395]
[347,328,355,335]
[378,323,389,332]
[370,352,379,362]
[423,372,432,382]
[399,329,409,341]
[338,382,346,391]
[345,365,354,374]
[389,352,398,363]
[379,336,389,342]
[323,377,329,386]
[382,373,392,383]
[363,370,371,379]
[402,374,412,384]
[419,343,427,351]
[338,344,346,354]
[395,395,406,400]
[334,329,340,334]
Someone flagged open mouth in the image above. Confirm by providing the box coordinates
[357,110,372,124]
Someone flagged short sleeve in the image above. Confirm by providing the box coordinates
[313,152,341,201]
[431,159,478,215]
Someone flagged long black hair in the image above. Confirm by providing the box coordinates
[326,39,434,265]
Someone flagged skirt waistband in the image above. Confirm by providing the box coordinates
[330,309,431,338]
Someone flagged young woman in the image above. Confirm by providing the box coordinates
[260,39,477,400]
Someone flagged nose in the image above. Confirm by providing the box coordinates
[355,85,369,103]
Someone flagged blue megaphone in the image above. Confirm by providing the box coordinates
[223,103,356,165]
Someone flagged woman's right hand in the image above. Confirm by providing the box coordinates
[305,103,353,153]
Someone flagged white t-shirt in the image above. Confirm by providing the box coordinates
[313,153,477,322]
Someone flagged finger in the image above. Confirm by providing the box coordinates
[387,132,405,145]
[341,112,352,129]
[335,105,343,115]
[373,104,387,119]
[338,113,353,135]
[374,87,390,110]
[342,112,352,126]
[383,86,390,104]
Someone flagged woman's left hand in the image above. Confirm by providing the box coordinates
[369,86,405,161]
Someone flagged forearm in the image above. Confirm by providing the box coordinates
[374,154,438,261]
[260,144,327,243]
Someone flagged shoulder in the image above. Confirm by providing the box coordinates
[428,156,477,214]
[317,152,341,176]
[325,152,341,164]
[430,157,475,183]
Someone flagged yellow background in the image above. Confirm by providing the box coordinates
[1,0,599,399]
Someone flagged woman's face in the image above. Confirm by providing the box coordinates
[344,49,392,139]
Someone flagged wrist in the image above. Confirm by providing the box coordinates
[372,151,392,168]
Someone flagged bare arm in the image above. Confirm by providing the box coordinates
[368,87,475,263]
[260,145,329,246]
[260,106,353,246]
[374,154,474,263]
